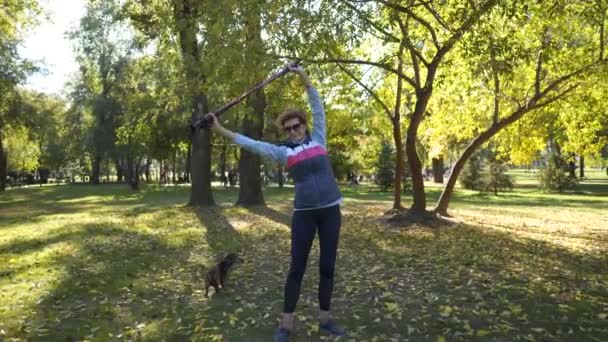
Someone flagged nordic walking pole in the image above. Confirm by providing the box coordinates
[191,61,301,130]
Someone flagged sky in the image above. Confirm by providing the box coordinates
[19,0,86,96]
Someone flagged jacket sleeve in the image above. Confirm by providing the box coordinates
[306,86,327,147]
[233,133,288,164]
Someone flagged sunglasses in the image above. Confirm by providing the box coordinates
[283,123,303,132]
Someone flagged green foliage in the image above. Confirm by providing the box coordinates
[0,0,41,131]
[461,151,514,194]
[376,141,394,191]
[539,153,578,192]
[557,73,608,160]
[4,125,40,173]
[328,150,350,181]
[482,159,514,194]
[460,153,484,191]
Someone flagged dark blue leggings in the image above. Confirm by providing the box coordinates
[283,205,341,313]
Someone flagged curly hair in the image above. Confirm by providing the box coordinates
[275,108,308,129]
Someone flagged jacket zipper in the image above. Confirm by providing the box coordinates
[304,142,321,206]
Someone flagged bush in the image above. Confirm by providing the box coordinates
[482,159,513,194]
[459,153,484,190]
[376,141,394,191]
[539,154,577,192]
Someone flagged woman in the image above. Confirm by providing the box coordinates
[206,64,346,341]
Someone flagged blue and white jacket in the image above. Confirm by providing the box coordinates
[232,86,343,210]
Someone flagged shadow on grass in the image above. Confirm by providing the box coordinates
[244,205,292,227]
[450,191,608,210]
[332,212,608,341]
[194,206,243,260]
[0,185,187,231]
[12,222,204,341]
[0,184,244,231]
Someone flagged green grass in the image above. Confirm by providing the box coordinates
[1,170,607,341]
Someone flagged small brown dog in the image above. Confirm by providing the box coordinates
[204,253,244,297]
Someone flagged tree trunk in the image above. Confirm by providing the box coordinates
[277,163,284,188]
[145,158,151,182]
[579,155,585,179]
[115,158,124,183]
[127,155,139,190]
[569,159,576,178]
[184,145,191,183]
[0,133,6,191]
[435,106,532,215]
[189,96,214,205]
[237,91,265,205]
[274,131,284,188]
[159,159,164,185]
[237,2,266,206]
[219,140,227,187]
[173,0,214,206]
[432,156,444,183]
[435,137,486,216]
[172,153,177,184]
[38,168,50,184]
[406,89,432,215]
[91,154,102,184]
[600,0,605,61]
[392,123,405,209]
[391,70,404,209]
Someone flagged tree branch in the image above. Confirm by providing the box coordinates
[276,54,419,89]
[535,28,552,96]
[394,41,406,125]
[502,92,522,109]
[374,0,441,49]
[497,59,605,129]
[397,14,428,73]
[599,0,606,61]
[434,0,500,64]
[532,84,579,109]
[421,1,452,32]
[534,50,543,96]
[492,57,500,124]
[535,61,600,101]
[338,0,400,43]
[336,64,393,119]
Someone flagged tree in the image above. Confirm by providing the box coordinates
[236,1,267,206]
[125,0,216,205]
[482,158,513,195]
[172,0,215,205]
[459,152,483,191]
[4,125,40,177]
[539,149,577,193]
[434,1,608,216]
[556,74,608,180]
[69,0,131,184]
[0,0,41,190]
[287,0,500,216]
[432,156,444,184]
[62,73,96,182]
[0,96,23,190]
[112,57,158,190]
[376,141,394,192]
[17,91,68,183]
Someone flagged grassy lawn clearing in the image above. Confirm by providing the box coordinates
[1,170,607,341]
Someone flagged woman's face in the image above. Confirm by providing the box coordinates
[282,117,306,141]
